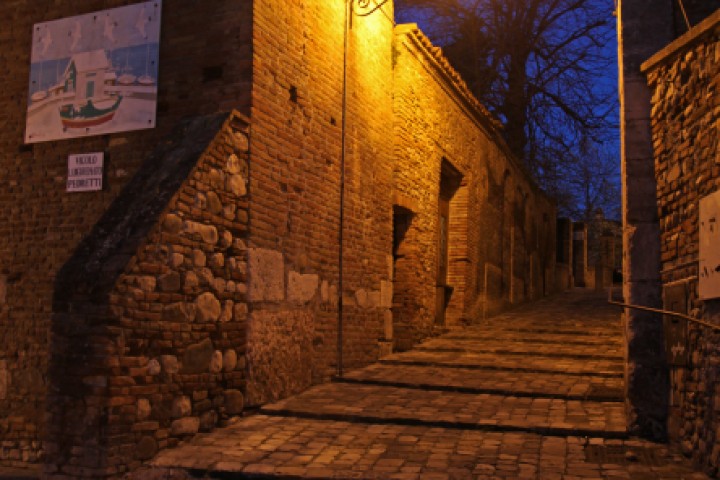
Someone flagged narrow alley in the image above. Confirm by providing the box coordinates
[139,291,708,479]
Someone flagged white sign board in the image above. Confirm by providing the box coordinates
[699,190,720,299]
[25,1,162,143]
[67,152,103,192]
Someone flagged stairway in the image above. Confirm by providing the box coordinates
[146,291,709,479]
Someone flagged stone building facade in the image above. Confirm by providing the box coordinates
[0,0,556,476]
[642,9,720,474]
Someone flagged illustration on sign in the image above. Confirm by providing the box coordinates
[699,190,720,300]
[25,1,162,144]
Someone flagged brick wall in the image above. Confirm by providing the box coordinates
[0,0,253,469]
[245,1,395,404]
[392,25,557,346]
[643,9,720,473]
[1,1,559,474]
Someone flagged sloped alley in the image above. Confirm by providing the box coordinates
[141,291,708,479]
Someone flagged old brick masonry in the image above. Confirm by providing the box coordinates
[0,0,556,476]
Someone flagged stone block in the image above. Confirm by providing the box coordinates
[288,271,318,304]
[160,355,179,374]
[137,399,151,421]
[227,174,247,197]
[199,410,218,432]
[209,351,223,373]
[355,289,369,308]
[223,350,238,372]
[147,359,161,376]
[196,292,221,322]
[380,280,393,308]
[170,417,199,436]
[136,436,158,460]
[163,302,196,322]
[182,339,214,374]
[163,214,183,234]
[248,248,285,302]
[171,396,192,418]
[158,272,181,292]
[206,191,222,214]
[224,390,244,415]
[192,250,206,267]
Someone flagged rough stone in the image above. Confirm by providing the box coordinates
[210,253,225,268]
[137,399,151,421]
[209,351,223,373]
[184,271,200,291]
[163,214,183,234]
[137,276,157,292]
[224,390,245,415]
[160,355,179,374]
[220,230,233,248]
[158,272,182,292]
[196,292,222,322]
[248,249,285,302]
[170,417,200,436]
[199,225,219,245]
[136,435,158,461]
[192,250,206,267]
[222,350,237,372]
[171,396,192,418]
[233,302,248,320]
[163,303,196,322]
[147,359,161,376]
[206,191,222,214]
[182,339,214,374]
[169,253,185,268]
[220,300,233,322]
[288,271,318,304]
[199,410,218,432]
[227,174,247,197]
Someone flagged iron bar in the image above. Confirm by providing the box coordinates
[607,289,720,331]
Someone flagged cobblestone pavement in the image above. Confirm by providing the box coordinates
[144,290,710,479]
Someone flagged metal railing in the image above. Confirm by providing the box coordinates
[607,288,720,332]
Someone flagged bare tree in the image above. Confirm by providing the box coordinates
[395,0,618,212]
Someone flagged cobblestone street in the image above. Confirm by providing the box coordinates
[129,290,709,479]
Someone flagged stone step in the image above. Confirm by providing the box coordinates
[382,350,624,377]
[260,383,628,439]
[339,363,624,401]
[414,341,622,360]
[442,330,623,344]
[148,416,699,479]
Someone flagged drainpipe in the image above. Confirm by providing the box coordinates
[338,0,351,378]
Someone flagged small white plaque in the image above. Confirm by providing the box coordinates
[699,190,720,299]
[67,152,103,192]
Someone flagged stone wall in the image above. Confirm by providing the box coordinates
[392,25,557,346]
[643,9,720,474]
[0,0,252,469]
[45,112,249,478]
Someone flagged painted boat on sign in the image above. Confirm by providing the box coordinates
[59,96,123,129]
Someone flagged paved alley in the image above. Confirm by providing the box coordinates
[143,290,709,479]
